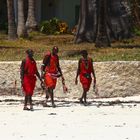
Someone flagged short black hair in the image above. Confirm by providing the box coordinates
[52,46,58,51]
[81,50,88,56]
[26,49,33,55]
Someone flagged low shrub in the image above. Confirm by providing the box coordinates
[39,17,68,35]
[132,27,140,36]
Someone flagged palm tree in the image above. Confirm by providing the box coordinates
[95,0,110,47]
[17,0,27,37]
[74,0,97,43]
[75,0,132,45]
[130,0,140,28]
[7,0,17,40]
[26,0,37,31]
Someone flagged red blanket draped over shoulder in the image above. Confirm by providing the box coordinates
[23,57,37,96]
[80,58,93,91]
[45,55,59,89]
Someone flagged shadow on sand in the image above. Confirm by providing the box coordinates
[1,98,140,108]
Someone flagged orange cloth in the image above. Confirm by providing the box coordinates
[44,55,58,89]
[22,57,37,95]
[45,73,57,89]
[79,58,93,91]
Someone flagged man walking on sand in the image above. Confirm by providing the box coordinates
[20,49,43,111]
[75,50,96,105]
[41,46,65,107]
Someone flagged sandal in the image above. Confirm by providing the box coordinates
[23,106,30,111]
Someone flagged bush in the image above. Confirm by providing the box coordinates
[132,27,140,36]
[39,17,68,35]
[59,22,68,34]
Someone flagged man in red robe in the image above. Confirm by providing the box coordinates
[75,50,96,105]
[20,49,42,111]
[41,46,65,107]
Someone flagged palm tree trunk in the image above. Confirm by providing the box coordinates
[74,0,97,43]
[95,0,111,47]
[17,0,27,37]
[7,0,17,40]
[26,0,37,32]
[75,0,132,44]
[131,0,140,27]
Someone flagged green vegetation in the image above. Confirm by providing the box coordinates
[39,17,68,35]
[132,27,140,36]
[0,32,140,61]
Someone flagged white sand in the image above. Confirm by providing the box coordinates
[0,96,140,140]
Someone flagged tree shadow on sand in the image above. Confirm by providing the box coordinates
[34,99,140,108]
[1,98,140,108]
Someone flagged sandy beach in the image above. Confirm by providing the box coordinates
[0,95,140,140]
[0,61,140,140]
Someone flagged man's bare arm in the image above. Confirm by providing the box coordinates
[75,59,81,85]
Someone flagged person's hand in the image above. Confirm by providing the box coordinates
[41,72,45,79]
[62,75,65,81]
[75,78,78,85]
[63,84,68,93]
[40,80,45,90]
[61,75,65,84]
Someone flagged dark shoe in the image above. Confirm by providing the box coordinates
[52,103,56,108]
[79,98,84,104]
[29,106,34,111]
[30,108,34,111]
[83,102,88,106]
[23,106,30,111]
[43,103,50,107]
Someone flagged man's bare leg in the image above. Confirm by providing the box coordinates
[79,91,84,104]
[23,95,29,110]
[83,91,88,106]
[29,95,34,111]
[49,88,56,108]
[43,89,50,107]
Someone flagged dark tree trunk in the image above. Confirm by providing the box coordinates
[26,0,37,32]
[109,0,132,39]
[75,0,132,46]
[95,0,111,47]
[7,0,17,40]
[17,0,28,38]
[0,0,7,30]
[75,0,97,43]
[130,0,140,28]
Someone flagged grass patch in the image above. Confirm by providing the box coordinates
[0,32,140,61]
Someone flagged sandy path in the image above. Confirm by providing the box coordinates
[0,96,140,140]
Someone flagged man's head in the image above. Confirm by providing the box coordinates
[52,46,59,55]
[45,51,51,56]
[81,50,88,58]
[26,49,34,58]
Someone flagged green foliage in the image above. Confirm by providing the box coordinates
[39,18,60,35]
[132,27,140,36]
[39,17,68,35]
[121,39,134,44]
